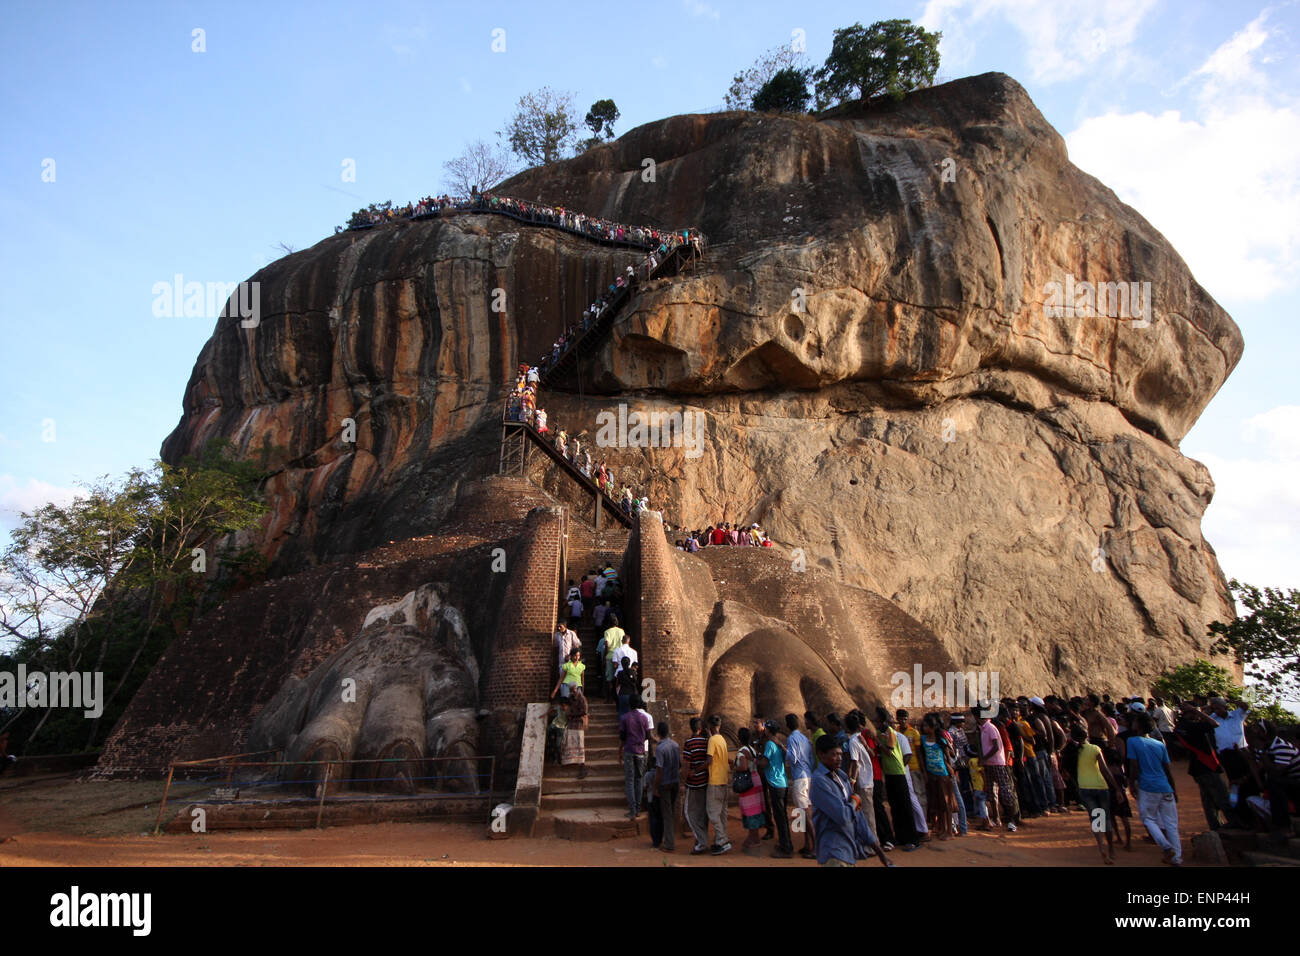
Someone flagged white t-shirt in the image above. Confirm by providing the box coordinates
[895,728,913,769]
[848,734,873,787]
[614,643,638,668]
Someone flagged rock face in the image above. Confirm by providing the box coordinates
[159,71,1240,703]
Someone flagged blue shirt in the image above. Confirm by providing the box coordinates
[785,729,813,780]
[1128,735,1172,793]
[810,764,858,865]
[762,739,788,788]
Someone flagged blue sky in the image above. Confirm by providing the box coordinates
[1,0,1298,593]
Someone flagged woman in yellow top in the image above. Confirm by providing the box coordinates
[1070,724,1120,864]
[551,649,585,700]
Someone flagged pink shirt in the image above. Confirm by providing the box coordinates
[980,722,1006,766]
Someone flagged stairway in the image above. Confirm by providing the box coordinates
[539,697,641,840]
[538,239,699,390]
[539,528,638,840]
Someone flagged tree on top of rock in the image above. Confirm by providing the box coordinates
[813,19,942,109]
[752,67,811,113]
[724,43,810,111]
[585,99,620,140]
[442,139,516,197]
[502,87,580,167]
[580,98,620,152]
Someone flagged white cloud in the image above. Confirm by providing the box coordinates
[1065,13,1300,302]
[1194,403,1300,588]
[459,77,472,94]
[920,0,1159,84]
[1195,11,1270,99]
[1197,450,1300,589]
[1242,404,1300,460]
[682,0,719,20]
[0,475,84,532]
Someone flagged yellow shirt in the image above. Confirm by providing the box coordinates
[969,756,984,790]
[903,726,923,771]
[1017,719,1036,759]
[707,734,730,786]
[1077,742,1107,790]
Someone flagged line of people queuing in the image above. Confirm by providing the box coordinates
[675,522,774,550]
[601,692,1297,866]
[345,189,704,262]
[505,363,664,520]
[547,565,635,778]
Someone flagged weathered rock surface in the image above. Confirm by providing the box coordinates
[156,71,1240,708]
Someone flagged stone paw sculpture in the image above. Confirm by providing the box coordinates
[249,584,481,795]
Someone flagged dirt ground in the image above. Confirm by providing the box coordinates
[0,768,1215,867]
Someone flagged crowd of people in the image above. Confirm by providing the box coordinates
[551,677,1300,865]
[547,565,633,778]
[674,523,774,550]
[505,363,667,520]
[345,189,704,257]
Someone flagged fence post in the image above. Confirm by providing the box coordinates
[152,765,176,836]
[315,762,332,829]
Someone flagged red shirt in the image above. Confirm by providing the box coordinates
[864,732,883,782]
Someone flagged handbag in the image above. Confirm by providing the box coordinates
[731,747,756,794]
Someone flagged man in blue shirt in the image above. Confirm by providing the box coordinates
[784,713,816,859]
[810,734,894,867]
[1127,713,1181,866]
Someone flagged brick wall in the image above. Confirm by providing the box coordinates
[633,512,703,715]
[481,505,564,773]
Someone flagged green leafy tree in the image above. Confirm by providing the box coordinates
[502,87,579,167]
[752,67,811,112]
[1150,659,1239,701]
[813,19,942,109]
[1210,579,1300,702]
[584,99,620,140]
[0,440,267,751]
[724,44,809,111]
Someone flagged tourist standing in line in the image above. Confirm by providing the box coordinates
[977,705,1018,832]
[784,713,816,858]
[654,722,681,853]
[619,695,650,819]
[734,728,766,851]
[682,717,712,854]
[758,720,793,857]
[876,711,921,851]
[844,712,878,844]
[705,715,732,855]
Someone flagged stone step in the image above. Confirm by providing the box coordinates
[541,790,631,811]
[545,808,642,841]
[549,755,622,773]
[542,773,626,794]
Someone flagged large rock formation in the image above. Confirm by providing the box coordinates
[158,71,1240,713]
